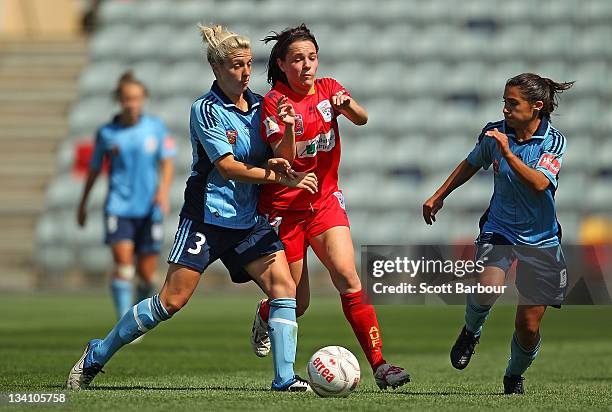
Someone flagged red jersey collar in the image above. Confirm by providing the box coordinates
[274,80,316,101]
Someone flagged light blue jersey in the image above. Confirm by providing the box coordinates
[466,118,566,246]
[180,81,270,229]
[91,114,176,218]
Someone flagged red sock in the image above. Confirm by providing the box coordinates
[258,299,270,323]
[341,290,386,371]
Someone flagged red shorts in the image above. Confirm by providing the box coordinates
[262,191,350,263]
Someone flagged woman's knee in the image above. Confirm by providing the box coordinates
[515,315,541,337]
[160,293,189,315]
[268,275,296,299]
[330,265,361,293]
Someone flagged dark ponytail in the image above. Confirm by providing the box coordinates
[506,73,574,119]
[262,24,318,86]
[113,70,148,100]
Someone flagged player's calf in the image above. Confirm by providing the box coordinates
[66,294,172,389]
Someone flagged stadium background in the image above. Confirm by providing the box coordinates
[2,0,612,289]
[0,1,611,410]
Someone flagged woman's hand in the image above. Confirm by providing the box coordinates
[485,128,512,158]
[279,171,318,194]
[422,194,444,225]
[277,95,296,127]
[331,93,351,111]
[267,158,293,178]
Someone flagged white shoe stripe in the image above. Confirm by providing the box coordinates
[269,317,298,327]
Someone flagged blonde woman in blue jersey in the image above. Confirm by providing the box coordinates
[77,72,175,320]
[423,73,574,395]
[67,24,317,392]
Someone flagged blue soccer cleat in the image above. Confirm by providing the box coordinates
[66,339,104,390]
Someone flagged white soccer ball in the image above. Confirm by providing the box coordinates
[307,346,360,397]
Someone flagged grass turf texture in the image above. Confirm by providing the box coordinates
[1,293,611,411]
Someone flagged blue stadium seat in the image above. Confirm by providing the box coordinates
[90,25,133,61]
[78,61,127,97]
[68,97,115,137]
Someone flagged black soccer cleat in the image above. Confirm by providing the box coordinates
[450,326,480,370]
[503,375,525,395]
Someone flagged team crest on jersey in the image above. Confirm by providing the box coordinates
[316,99,333,122]
[226,130,237,145]
[295,114,304,135]
[144,136,158,153]
[264,116,280,137]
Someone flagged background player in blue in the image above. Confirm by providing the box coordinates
[77,71,175,320]
[422,73,574,394]
[67,24,318,392]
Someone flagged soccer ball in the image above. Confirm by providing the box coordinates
[307,346,360,397]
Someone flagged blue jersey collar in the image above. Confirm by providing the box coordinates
[503,117,550,144]
[111,113,145,128]
[210,81,260,114]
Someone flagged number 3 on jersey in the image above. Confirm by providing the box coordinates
[188,232,206,254]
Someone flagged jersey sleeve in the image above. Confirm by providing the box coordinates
[156,119,176,160]
[89,129,106,171]
[190,100,232,163]
[466,124,495,170]
[260,92,284,144]
[535,130,566,188]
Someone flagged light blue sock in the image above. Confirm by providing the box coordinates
[465,293,492,336]
[505,332,540,377]
[268,298,298,386]
[136,279,155,303]
[92,294,171,365]
[111,278,133,319]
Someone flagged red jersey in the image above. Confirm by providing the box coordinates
[258,78,350,212]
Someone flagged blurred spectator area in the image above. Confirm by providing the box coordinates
[0,0,83,37]
[0,0,87,289]
[1,0,610,287]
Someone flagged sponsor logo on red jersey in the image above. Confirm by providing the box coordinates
[537,153,560,175]
[295,129,336,158]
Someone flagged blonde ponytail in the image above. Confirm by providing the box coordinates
[198,24,250,66]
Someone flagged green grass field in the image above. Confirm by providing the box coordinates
[1,293,611,411]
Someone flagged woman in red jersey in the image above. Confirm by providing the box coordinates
[250,24,410,390]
